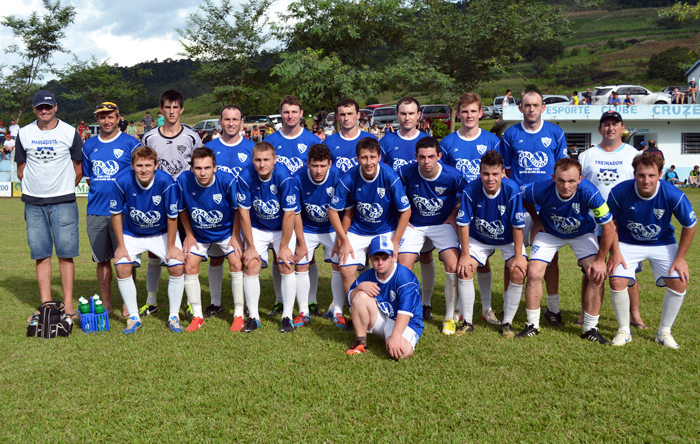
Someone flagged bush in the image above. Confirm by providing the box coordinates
[647,46,699,82]
[525,84,540,93]
[569,47,580,57]
[431,120,450,139]
[365,97,379,106]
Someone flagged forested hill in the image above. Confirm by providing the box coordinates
[546,0,698,8]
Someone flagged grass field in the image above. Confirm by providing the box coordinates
[2,193,700,443]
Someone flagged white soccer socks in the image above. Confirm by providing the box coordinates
[331,270,345,316]
[659,287,686,335]
[458,278,475,324]
[476,271,493,314]
[231,271,245,318]
[280,272,297,319]
[610,288,631,334]
[296,270,310,315]
[272,263,283,304]
[444,273,457,321]
[526,308,540,329]
[243,274,261,320]
[184,274,203,318]
[582,312,600,333]
[546,293,561,314]
[502,281,524,325]
[208,264,224,307]
[420,261,435,306]
[308,262,319,305]
[118,277,139,319]
[168,275,185,318]
[146,257,161,306]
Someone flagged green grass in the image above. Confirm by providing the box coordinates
[1,192,700,442]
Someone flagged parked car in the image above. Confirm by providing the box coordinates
[662,86,690,103]
[493,95,516,113]
[481,106,497,119]
[242,115,274,131]
[192,119,221,137]
[362,103,391,110]
[590,85,672,105]
[420,104,452,125]
[542,95,571,106]
[370,106,399,130]
[268,114,283,130]
[88,124,100,136]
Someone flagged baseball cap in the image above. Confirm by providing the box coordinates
[33,90,56,108]
[368,235,393,256]
[640,141,647,147]
[94,102,119,115]
[691,77,696,81]
[599,110,623,124]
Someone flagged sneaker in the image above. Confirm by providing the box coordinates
[138,304,158,316]
[280,317,295,333]
[345,340,367,355]
[123,316,142,334]
[321,307,334,319]
[581,327,609,344]
[515,323,540,338]
[168,316,184,333]
[230,316,245,332]
[293,312,310,328]
[185,304,194,320]
[453,308,462,322]
[332,313,349,329]
[309,303,322,317]
[454,320,474,336]
[203,304,222,318]
[268,302,283,317]
[612,329,632,346]
[441,319,456,335]
[422,305,433,320]
[481,309,501,325]
[500,322,515,339]
[543,309,564,328]
[186,316,204,332]
[655,332,680,349]
[243,318,260,333]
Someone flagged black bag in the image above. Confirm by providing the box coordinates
[27,301,73,338]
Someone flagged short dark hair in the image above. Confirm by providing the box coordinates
[253,141,276,156]
[191,147,217,167]
[415,136,440,154]
[132,146,158,164]
[160,89,184,108]
[308,144,332,163]
[356,137,381,157]
[480,150,504,170]
[457,92,482,113]
[554,158,582,175]
[220,105,243,120]
[280,95,302,111]
[632,152,664,173]
[670,165,676,169]
[396,96,420,111]
[335,98,360,114]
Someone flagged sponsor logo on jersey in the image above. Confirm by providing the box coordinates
[378,301,395,318]
[298,143,308,154]
[435,187,446,195]
[92,160,120,177]
[335,157,358,172]
[498,205,506,216]
[476,144,487,155]
[304,203,329,223]
[572,203,580,214]
[550,215,581,234]
[475,218,505,239]
[253,198,280,218]
[159,158,184,175]
[114,149,124,159]
[326,187,335,197]
[130,209,161,228]
[627,222,661,241]
[286,195,296,205]
[392,158,413,171]
[276,155,304,174]
[152,195,161,206]
[413,196,444,216]
[191,209,224,228]
[541,137,552,148]
[517,151,548,169]
[238,153,248,162]
[596,168,619,186]
[455,159,480,176]
[377,188,386,198]
[654,209,665,219]
[356,202,383,222]
[213,193,222,204]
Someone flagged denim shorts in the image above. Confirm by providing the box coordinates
[25,202,80,260]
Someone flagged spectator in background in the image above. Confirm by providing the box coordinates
[359,121,367,132]
[265,125,274,138]
[646,139,664,164]
[0,121,6,136]
[689,165,700,187]
[156,111,164,127]
[127,120,137,138]
[250,125,262,142]
[139,111,155,132]
[300,120,308,130]
[212,128,220,140]
[582,88,593,106]
[568,143,580,161]
[671,87,684,104]
[664,165,686,185]
[315,128,326,141]
[424,122,433,137]
[371,124,381,139]
[118,115,128,132]
[9,119,20,140]
[1,133,14,160]
[639,141,647,152]
[316,106,327,125]
[608,92,622,105]
[311,120,320,134]
[383,123,394,135]
[78,120,88,136]
[503,89,512,108]
[323,119,334,137]
[572,91,579,105]
[688,78,698,104]
[624,93,635,106]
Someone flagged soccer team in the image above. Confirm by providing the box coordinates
[20,88,696,358]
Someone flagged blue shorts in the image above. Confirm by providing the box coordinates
[25,202,80,260]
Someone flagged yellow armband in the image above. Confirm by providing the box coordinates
[592,202,609,218]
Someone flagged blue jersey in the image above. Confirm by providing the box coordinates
[264,129,321,176]
[523,178,611,239]
[347,263,424,338]
[457,177,525,245]
[502,121,567,186]
[237,163,299,231]
[380,131,428,172]
[397,162,465,226]
[110,169,180,237]
[323,131,377,173]
[440,129,501,183]
[206,137,255,180]
[608,179,697,246]
[295,165,344,234]
[330,164,410,236]
[82,132,140,216]
[176,170,238,243]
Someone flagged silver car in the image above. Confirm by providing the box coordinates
[590,85,672,105]
[370,106,399,130]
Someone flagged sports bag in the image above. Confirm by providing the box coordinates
[27,301,73,338]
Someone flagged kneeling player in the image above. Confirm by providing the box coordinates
[178,147,244,332]
[345,235,424,359]
[518,158,613,343]
[607,153,697,348]
[111,146,186,334]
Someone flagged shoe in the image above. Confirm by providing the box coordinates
[500,323,515,338]
[280,317,295,333]
[515,323,540,338]
[655,332,680,349]
[293,312,310,328]
[168,316,184,333]
[454,320,474,336]
[203,304,222,318]
[343,318,354,332]
[268,302,283,317]
[309,303,322,317]
[185,304,194,320]
[123,316,142,334]
[186,316,204,332]
[321,307,334,319]
[543,309,564,328]
[422,305,433,320]
[441,319,456,335]
[346,340,367,355]
[243,318,260,333]
[612,329,632,346]
[333,313,349,329]
[481,309,501,325]
[138,304,158,316]
[581,327,609,344]
[230,316,245,332]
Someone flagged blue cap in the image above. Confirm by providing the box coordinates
[33,90,56,108]
[369,235,393,256]
[640,141,647,147]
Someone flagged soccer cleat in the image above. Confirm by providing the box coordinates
[243,318,260,333]
[481,309,501,325]
[203,304,222,319]
[293,312,310,328]
[345,340,367,355]
[441,319,456,335]
[280,317,295,333]
[333,313,349,329]
[309,303,322,317]
[230,316,245,332]
[185,304,194,320]
[138,304,158,316]
[321,307,334,319]
[168,316,184,333]
[655,332,680,349]
[454,320,474,336]
[422,305,433,320]
[122,316,142,334]
[186,316,204,332]
[500,322,515,339]
[268,302,283,317]
[543,308,564,328]
[581,328,609,344]
[612,329,632,346]
[515,323,540,338]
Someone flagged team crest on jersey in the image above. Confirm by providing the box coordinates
[654,209,665,219]
[177,145,186,155]
[213,193,222,204]
[572,203,580,214]
[541,137,552,148]
[390,291,396,302]
[270,185,277,195]
[435,187,446,195]
[114,149,124,159]
[152,195,161,206]
[498,205,506,216]
[377,188,386,198]
[476,144,487,155]
[326,187,335,197]
[298,144,308,154]
[238,153,248,162]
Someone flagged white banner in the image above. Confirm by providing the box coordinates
[503,104,700,122]
[0,182,11,197]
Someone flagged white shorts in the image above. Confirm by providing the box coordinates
[420,238,435,254]
[299,231,336,265]
[368,305,420,350]
[188,236,236,260]
[522,212,533,247]
[115,233,184,267]
[250,227,296,268]
[468,237,528,267]
[333,231,394,267]
[399,224,458,256]
[530,232,598,264]
[612,242,681,287]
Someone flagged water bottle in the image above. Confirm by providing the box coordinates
[78,297,91,314]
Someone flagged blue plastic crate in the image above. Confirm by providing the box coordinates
[80,298,110,333]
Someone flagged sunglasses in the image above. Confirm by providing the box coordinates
[35,104,54,111]
[96,103,118,111]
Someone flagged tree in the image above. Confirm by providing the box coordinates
[647,46,698,82]
[659,2,700,23]
[0,0,76,122]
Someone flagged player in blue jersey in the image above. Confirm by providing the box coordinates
[345,235,424,359]
[177,148,243,332]
[607,153,697,348]
[397,137,465,335]
[323,98,378,174]
[440,92,503,325]
[82,101,140,316]
[237,142,306,333]
[329,137,412,299]
[518,158,613,343]
[456,151,528,338]
[110,146,186,334]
